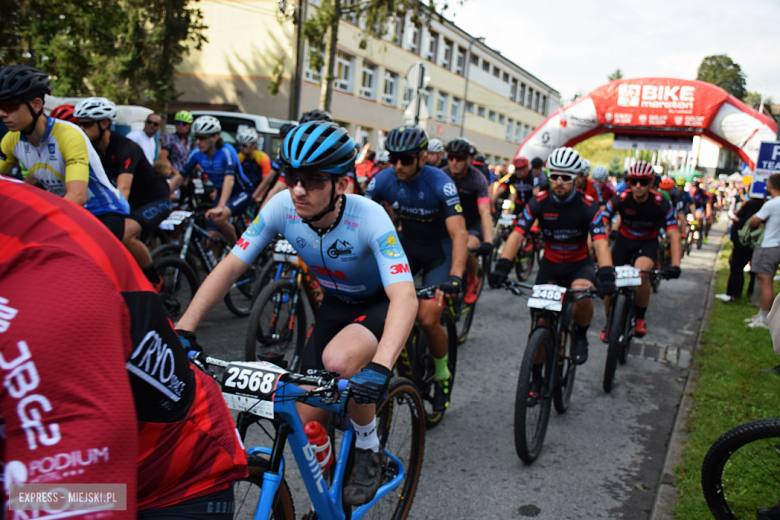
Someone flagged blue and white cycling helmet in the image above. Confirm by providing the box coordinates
[280,121,356,176]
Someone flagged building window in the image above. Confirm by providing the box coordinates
[482,60,490,72]
[360,61,377,100]
[488,110,496,121]
[341,0,358,24]
[401,86,413,110]
[510,79,517,100]
[526,87,533,108]
[506,119,514,141]
[424,31,438,62]
[455,47,466,75]
[534,91,540,112]
[465,101,474,113]
[541,95,547,115]
[451,97,462,125]
[382,70,397,106]
[492,67,500,78]
[470,54,479,66]
[420,87,434,115]
[333,51,354,92]
[477,106,486,117]
[441,39,453,70]
[393,16,404,45]
[523,124,530,139]
[519,83,526,105]
[498,114,505,124]
[514,123,522,144]
[409,24,420,54]
[502,72,510,83]
[304,50,322,82]
[435,91,449,121]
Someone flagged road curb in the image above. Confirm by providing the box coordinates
[649,229,725,520]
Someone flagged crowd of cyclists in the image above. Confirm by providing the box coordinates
[0,63,736,518]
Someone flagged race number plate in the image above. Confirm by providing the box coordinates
[497,214,515,227]
[527,284,566,311]
[615,266,642,287]
[221,361,287,419]
[159,210,193,230]
[273,239,298,263]
[192,178,205,194]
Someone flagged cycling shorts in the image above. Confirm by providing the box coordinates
[400,234,453,286]
[302,291,389,375]
[535,257,596,287]
[611,235,658,267]
[694,209,713,222]
[466,219,483,242]
[138,486,234,520]
[129,198,172,234]
[207,191,253,230]
[95,211,126,240]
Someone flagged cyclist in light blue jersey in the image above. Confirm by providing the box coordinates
[176,121,418,507]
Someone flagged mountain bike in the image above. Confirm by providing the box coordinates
[491,212,539,282]
[602,266,666,393]
[501,280,599,463]
[701,417,780,520]
[653,231,672,294]
[451,248,490,345]
[189,352,425,520]
[394,286,458,429]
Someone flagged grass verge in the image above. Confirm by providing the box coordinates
[673,239,780,518]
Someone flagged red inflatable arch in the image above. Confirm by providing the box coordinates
[515,78,777,170]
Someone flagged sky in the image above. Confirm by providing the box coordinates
[448,0,780,106]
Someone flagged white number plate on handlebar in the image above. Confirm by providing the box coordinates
[159,210,193,230]
[497,215,515,227]
[273,239,298,263]
[527,284,566,311]
[192,178,205,194]
[221,361,287,418]
[615,266,642,287]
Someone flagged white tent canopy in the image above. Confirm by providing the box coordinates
[728,172,743,182]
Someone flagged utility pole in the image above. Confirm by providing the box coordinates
[289,0,307,121]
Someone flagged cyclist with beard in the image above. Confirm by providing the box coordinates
[489,147,615,365]
[442,138,493,304]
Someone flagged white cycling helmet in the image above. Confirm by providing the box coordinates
[192,115,222,135]
[376,150,390,163]
[236,127,259,146]
[546,147,583,174]
[74,97,116,121]
[591,164,609,182]
[427,138,444,153]
[579,158,591,176]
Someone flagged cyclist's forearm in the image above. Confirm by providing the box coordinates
[372,282,418,369]
[449,225,468,276]
[218,176,234,207]
[176,254,248,331]
[593,238,613,267]
[668,228,682,265]
[478,204,493,243]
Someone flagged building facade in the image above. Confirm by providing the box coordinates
[175,0,561,164]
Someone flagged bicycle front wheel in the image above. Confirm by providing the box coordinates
[225,259,257,317]
[553,304,577,413]
[233,455,296,520]
[604,293,627,393]
[514,327,554,464]
[154,256,200,322]
[701,418,780,520]
[362,377,426,520]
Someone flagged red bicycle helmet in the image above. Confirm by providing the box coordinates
[512,156,529,169]
[659,178,675,190]
[627,161,655,179]
[50,104,77,123]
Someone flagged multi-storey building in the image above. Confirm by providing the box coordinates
[175,0,560,164]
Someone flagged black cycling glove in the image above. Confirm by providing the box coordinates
[596,266,617,297]
[666,266,681,279]
[175,329,203,355]
[340,362,393,407]
[477,242,493,256]
[439,275,462,295]
[489,258,513,288]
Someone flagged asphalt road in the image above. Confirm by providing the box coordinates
[194,223,724,520]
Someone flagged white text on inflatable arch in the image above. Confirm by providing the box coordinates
[617,84,695,110]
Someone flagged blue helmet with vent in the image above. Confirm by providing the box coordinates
[280,121,356,176]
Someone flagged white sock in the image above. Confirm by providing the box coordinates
[352,418,380,453]
[759,310,769,321]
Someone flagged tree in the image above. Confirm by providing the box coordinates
[607,69,623,81]
[743,91,774,112]
[696,54,746,99]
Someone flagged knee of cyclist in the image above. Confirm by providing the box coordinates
[322,353,359,380]
[417,309,441,330]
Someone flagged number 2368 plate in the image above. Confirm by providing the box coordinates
[221,362,286,419]
[527,284,566,311]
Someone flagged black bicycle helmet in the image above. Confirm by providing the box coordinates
[385,126,428,154]
[446,138,476,156]
[280,121,356,175]
[0,65,52,102]
[474,153,486,163]
[531,157,544,169]
[279,123,297,139]
[299,109,333,125]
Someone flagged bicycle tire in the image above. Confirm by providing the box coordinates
[359,377,426,520]
[225,256,257,317]
[697,230,703,250]
[233,454,295,520]
[617,296,633,365]
[154,256,200,322]
[515,235,535,281]
[151,243,201,273]
[701,418,780,520]
[251,260,279,302]
[553,304,577,413]
[514,327,554,463]
[603,293,627,393]
[422,312,458,429]
[245,279,307,372]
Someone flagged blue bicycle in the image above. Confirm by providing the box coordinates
[189,353,426,520]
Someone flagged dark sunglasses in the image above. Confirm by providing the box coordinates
[145,120,160,127]
[549,172,575,184]
[175,121,191,126]
[0,101,23,114]
[283,172,334,191]
[194,134,213,141]
[447,154,466,163]
[389,152,418,166]
[76,120,97,129]
[628,178,651,186]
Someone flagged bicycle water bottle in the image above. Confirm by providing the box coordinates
[304,421,333,469]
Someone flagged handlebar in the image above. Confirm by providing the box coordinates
[500,280,600,301]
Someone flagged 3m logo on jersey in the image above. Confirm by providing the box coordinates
[236,238,250,250]
[390,263,410,274]
[617,84,695,110]
[376,231,404,259]
[310,265,348,281]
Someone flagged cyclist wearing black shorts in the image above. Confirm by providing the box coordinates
[442,138,493,304]
[602,161,682,338]
[365,125,468,412]
[75,97,171,288]
[490,147,616,365]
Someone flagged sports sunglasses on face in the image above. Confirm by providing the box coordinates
[447,154,466,162]
[549,172,575,184]
[284,171,334,191]
[0,101,23,114]
[628,178,651,186]
[76,120,97,129]
[388,152,418,166]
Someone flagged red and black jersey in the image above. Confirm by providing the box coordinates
[604,190,678,241]
[0,176,247,516]
[514,189,607,263]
